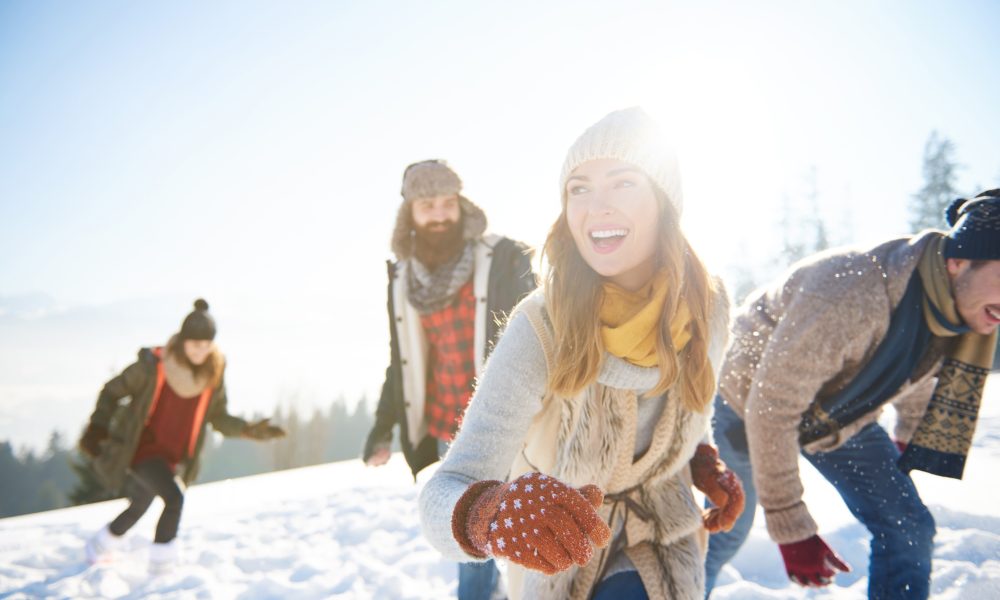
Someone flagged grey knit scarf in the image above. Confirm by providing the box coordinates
[407,241,475,314]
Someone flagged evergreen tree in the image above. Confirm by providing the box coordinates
[0,441,18,516]
[778,194,805,266]
[304,408,328,467]
[1,432,80,516]
[68,455,117,505]
[778,166,831,267]
[272,405,301,470]
[909,131,959,231]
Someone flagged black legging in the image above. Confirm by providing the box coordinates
[109,457,185,543]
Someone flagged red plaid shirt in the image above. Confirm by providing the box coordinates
[421,280,477,441]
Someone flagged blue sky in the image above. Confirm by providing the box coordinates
[1,0,998,447]
[2,0,999,303]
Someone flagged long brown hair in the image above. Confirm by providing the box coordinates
[541,187,717,412]
[165,335,225,391]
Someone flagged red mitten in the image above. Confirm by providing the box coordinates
[690,443,746,532]
[778,534,851,587]
[452,472,612,575]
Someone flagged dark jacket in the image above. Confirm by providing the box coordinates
[364,235,537,477]
[87,348,247,492]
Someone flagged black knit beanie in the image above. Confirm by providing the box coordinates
[180,299,217,341]
[943,189,1000,260]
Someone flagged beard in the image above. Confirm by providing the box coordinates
[413,217,465,270]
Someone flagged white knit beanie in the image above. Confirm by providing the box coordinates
[559,107,683,217]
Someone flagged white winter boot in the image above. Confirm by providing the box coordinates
[85,525,124,564]
[148,540,180,575]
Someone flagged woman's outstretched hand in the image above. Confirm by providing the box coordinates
[242,418,286,440]
[451,472,611,575]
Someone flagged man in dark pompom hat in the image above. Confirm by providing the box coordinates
[705,190,1000,598]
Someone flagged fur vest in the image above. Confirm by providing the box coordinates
[505,287,730,600]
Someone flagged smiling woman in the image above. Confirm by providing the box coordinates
[564,160,662,291]
[419,107,743,600]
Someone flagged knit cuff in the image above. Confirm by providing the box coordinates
[451,480,502,559]
[764,501,818,544]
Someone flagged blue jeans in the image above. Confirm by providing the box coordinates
[458,559,500,600]
[705,396,935,599]
[440,437,501,600]
[592,570,648,599]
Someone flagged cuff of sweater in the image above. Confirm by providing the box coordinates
[451,480,502,559]
[764,501,818,544]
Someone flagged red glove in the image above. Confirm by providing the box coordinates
[452,472,612,575]
[79,424,108,458]
[778,534,851,587]
[690,443,746,532]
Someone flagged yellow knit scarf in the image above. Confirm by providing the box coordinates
[599,270,692,367]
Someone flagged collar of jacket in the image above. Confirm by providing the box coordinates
[392,234,501,446]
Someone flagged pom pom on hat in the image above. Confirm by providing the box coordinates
[180,298,216,341]
[943,190,1000,260]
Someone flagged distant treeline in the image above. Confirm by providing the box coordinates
[0,395,376,519]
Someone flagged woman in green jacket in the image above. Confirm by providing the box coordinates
[78,299,285,572]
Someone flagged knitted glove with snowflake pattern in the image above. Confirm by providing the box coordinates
[451,472,612,575]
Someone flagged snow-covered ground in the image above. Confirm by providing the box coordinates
[2,377,999,599]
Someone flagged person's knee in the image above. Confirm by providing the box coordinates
[909,505,936,549]
[127,494,154,514]
[161,487,184,512]
[872,501,935,556]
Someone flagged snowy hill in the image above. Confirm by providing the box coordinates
[2,377,1000,599]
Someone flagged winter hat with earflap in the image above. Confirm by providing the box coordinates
[179,299,216,341]
[390,160,488,260]
[560,107,683,217]
[401,159,463,203]
[943,189,1000,260]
